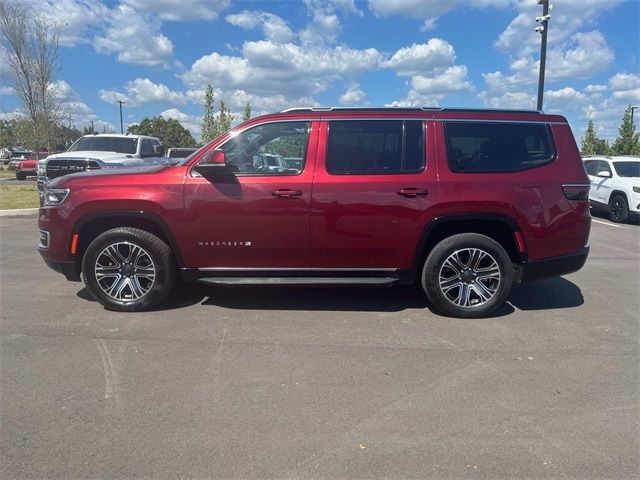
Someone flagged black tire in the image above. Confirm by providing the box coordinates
[15,171,25,180]
[421,233,514,318]
[82,227,175,311]
[609,194,629,223]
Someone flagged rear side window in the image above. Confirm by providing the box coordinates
[445,122,556,173]
[327,120,424,174]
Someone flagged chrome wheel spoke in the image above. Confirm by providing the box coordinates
[439,247,501,309]
[95,241,155,301]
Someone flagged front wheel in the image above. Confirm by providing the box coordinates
[15,171,26,180]
[421,233,514,318]
[82,227,175,311]
[609,194,629,223]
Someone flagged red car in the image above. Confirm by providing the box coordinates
[15,151,50,180]
[38,108,591,317]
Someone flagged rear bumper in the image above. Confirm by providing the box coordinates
[518,246,589,283]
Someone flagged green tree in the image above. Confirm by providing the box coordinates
[594,138,611,155]
[611,105,640,155]
[580,120,598,155]
[218,99,233,134]
[242,102,252,122]
[127,116,197,149]
[0,119,15,148]
[201,84,216,144]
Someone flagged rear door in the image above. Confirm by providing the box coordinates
[310,119,437,269]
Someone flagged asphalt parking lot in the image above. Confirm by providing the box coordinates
[1,214,638,479]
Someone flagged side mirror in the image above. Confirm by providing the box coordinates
[597,170,612,178]
[153,145,165,157]
[194,149,230,175]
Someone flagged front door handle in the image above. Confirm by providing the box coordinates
[397,188,428,198]
[272,189,303,198]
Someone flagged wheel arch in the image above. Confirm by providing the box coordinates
[412,214,525,273]
[609,190,629,204]
[71,211,185,276]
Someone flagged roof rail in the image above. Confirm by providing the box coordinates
[279,106,543,114]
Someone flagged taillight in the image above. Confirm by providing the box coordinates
[562,184,590,201]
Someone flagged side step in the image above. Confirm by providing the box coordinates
[197,277,399,287]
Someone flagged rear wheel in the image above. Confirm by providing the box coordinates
[422,233,514,318]
[609,194,629,223]
[82,227,175,311]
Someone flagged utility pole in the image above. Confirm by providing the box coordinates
[535,0,551,111]
[631,106,638,124]
[91,120,94,133]
[117,100,125,134]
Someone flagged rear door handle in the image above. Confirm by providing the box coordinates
[397,188,428,198]
[272,189,303,198]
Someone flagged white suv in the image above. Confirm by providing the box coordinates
[583,156,640,223]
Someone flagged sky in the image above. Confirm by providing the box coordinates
[0,0,638,142]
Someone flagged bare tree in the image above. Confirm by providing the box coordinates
[0,0,60,149]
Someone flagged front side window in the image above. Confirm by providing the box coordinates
[141,140,155,156]
[445,122,556,173]
[583,160,598,176]
[326,120,424,174]
[219,121,310,175]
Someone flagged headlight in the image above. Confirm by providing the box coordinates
[633,186,640,194]
[43,188,70,206]
[37,163,46,176]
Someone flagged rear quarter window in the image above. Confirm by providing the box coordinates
[445,122,556,173]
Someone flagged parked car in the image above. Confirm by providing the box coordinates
[11,151,50,177]
[3,147,30,166]
[582,155,640,223]
[37,134,167,203]
[166,147,197,159]
[38,107,591,317]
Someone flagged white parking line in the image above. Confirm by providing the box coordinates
[592,219,624,228]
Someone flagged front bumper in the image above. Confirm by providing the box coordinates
[518,246,589,283]
[40,256,81,282]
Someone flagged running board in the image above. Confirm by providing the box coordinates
[197,277,399,287]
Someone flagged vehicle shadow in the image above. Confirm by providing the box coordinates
[78,277,583,315]
[508,277,584,310]
[590,208,640,225]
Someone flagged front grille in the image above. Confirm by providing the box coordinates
[46,159,101,179]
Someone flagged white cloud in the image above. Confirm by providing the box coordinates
[585,84,607,93]
[608,73,640,103]
[420,18,437,32]
[159,108,202,139]
[299,0,363,46]
[40,0,108,47]
[99,78,187,107]
[383,39,456,76]
[94,5,174,67]
[368,0,509,19]
[121,0,230,21]
[182,41,382,99]
[410,66,474,95]
[225,10,294,43]
[544,87,588,113]
[495,0,626,56]
[0,86,13,96]
[339,85,367,105]
[49,80,113,131]
[477,90,536,110]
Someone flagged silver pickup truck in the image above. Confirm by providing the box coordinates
[37,134,169,203]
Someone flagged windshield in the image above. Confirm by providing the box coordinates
[68,136,138,154]
[613,161,640,178]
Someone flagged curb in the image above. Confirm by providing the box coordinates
[0,208,38,218]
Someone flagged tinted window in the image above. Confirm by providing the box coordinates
[141,139,155,156]
[220,121,310,175]
[326,120,424,174]
[597,160,612,175]
[583,160,598,175]
[613,161,640,177]
[69,137,138,154]
[445,122,555,173]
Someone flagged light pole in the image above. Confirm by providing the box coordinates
[535,0,551,111]
[631,106,638,124]
[117,100,125,134]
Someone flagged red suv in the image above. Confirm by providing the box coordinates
[38,108,591,317]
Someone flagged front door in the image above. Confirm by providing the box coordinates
[184,121,318,268]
